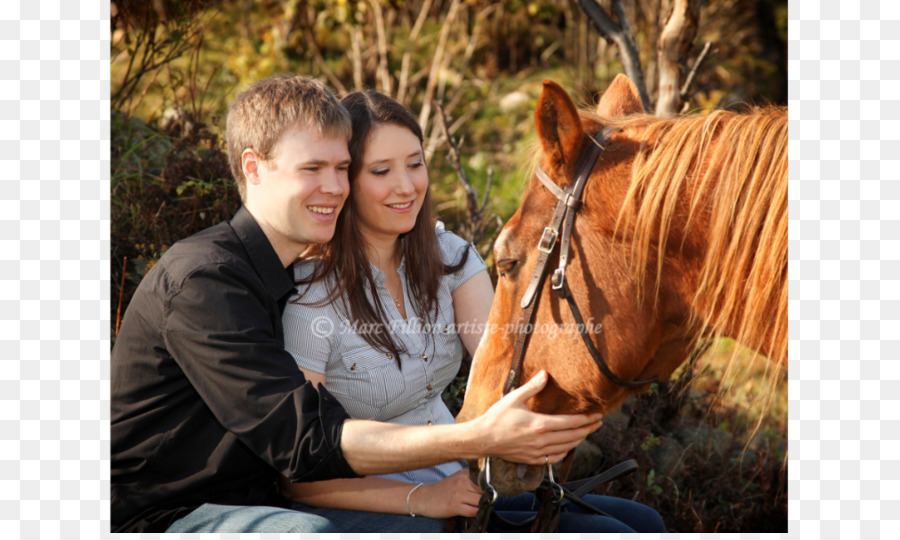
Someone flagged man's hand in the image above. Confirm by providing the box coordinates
[340,371,602,475]
[469,370,603,464]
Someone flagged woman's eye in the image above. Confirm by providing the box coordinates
[409,160,424,169]
[371,168,389,176]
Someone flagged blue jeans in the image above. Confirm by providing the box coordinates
[165,503,341,533]
[492,492,666,533]
[292,492,665,533]
[291,502,447,533]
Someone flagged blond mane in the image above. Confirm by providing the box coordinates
[610,107,787,366]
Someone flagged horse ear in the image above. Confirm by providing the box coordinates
[535,80,585,170]
[596,74,644,118]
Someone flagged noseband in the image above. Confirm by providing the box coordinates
[501,127,658,395]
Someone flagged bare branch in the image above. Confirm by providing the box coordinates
[350,26,364,90]
[370,0,392,95]
[435,100,498,246]
[680,40,712,100]
[435,101,476,210]
[418,0,461,134]
[577,0,652,112]
[611,0,652,112]
[304,28,347,95]
[396,0,433,105]
[577,0,620,43]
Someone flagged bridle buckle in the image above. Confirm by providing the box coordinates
[537,227,558,254]
[551,268,565,290]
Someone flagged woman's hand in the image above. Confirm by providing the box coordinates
[407,469,483,519]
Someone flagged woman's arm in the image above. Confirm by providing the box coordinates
[279,469,482,519]
[450,268,494,356]
[285,366,483,518]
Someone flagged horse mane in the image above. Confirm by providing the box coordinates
[603,107,788,367]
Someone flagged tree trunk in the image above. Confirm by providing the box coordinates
[655,0,700,116]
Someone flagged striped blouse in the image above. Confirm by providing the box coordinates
[282,223,487,485]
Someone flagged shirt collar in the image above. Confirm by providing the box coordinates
[230,206,296,306]
[367,254,406,287]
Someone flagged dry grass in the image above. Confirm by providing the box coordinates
[584,338,787,532]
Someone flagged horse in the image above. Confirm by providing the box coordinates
[456,75,787,497]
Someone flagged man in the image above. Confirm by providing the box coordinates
[111,75,602,533]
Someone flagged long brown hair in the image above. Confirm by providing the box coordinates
[296,90,469,360]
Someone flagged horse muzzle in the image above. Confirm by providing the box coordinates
[475,457,545,497]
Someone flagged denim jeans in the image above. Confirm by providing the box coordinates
[165,503,341,533]
[492,492,666,533]
[292,492,666,533]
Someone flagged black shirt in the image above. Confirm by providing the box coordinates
[111,207,359,533]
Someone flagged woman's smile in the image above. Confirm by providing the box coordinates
[386,200,416,212]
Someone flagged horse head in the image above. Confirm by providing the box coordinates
[457,75,787,496]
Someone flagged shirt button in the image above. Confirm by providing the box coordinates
[427,421,434,425]
[387,354,393,359]
[350,364,357,371]
[422,354,428,361]
[426,384,433,391]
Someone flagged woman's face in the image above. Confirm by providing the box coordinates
[353,123,428,242]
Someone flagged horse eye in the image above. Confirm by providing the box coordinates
[496,258,518,277]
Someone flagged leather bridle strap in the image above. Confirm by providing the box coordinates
[501,199,571,395]
[501,134,605,395]
[502,127,657,395]
[558,279,657,386]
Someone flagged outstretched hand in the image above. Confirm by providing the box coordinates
[474,370,603,464]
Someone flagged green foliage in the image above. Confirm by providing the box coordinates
[646,468,663,496]
[111,108,239,341]
[640,433,662,452]
[441,370,468,417]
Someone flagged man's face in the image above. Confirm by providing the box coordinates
[243,125,350,265]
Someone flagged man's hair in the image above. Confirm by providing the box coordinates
[225,75,351,201]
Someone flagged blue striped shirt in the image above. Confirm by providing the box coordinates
[283,224,487,485]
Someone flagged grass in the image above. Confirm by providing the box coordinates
[586,339,788,532]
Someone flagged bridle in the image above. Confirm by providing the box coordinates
[502,127,658,395]
[465,127,657,533]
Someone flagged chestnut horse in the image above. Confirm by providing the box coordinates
[456,75,787,496]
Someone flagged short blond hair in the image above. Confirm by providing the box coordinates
[225,75,351,201]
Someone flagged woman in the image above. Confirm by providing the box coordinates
[280,90,665,533]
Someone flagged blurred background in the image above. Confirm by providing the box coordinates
[110,0,787,532]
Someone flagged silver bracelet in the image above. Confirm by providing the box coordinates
[406,482,425,517]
